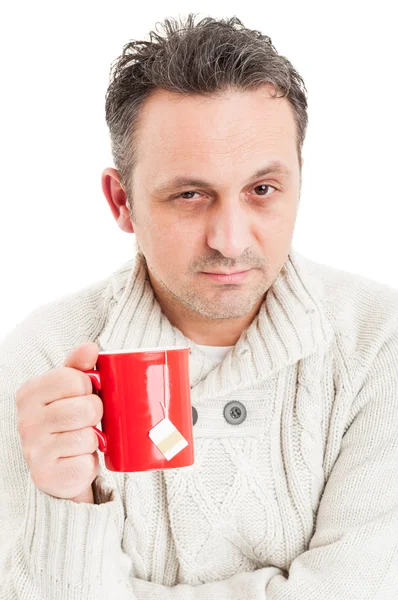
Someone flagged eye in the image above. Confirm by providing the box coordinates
[176,183,277,201]
[178,191,202,200]
[251,184,277,197]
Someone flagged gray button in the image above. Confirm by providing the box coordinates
[192,406,198,425]
[223,401,247,425]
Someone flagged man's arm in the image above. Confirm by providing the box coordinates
[3,313,398,599]
[0,313,135,599]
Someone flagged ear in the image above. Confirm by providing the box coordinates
[101,168,134,233]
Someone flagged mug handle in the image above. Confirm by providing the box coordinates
[83,369,108,453]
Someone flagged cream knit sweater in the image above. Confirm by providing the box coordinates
[1,241,398,599]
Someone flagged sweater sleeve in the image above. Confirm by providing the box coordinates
[127,325,398,599]
[0,313,135,600]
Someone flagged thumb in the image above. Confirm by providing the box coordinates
[63,342,99,371]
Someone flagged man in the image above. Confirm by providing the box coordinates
[1,13,398,599]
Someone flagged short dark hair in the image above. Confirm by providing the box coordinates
[105,14,308,208]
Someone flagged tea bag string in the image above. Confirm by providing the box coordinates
[160,351,170,420]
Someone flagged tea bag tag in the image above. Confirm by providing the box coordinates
[148,350,188,460]
[149,417,188,460]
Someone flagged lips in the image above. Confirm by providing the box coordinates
[203,270,249,275]
[201,270,252,284]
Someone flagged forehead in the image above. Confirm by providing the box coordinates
[134,87,297,177]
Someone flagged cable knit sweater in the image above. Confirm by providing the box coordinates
[1,241,398,599]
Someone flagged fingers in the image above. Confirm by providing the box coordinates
[24,426,100,464]
[16,367,95,409]
[32,453,100,499]
[53,427,100,458]
[18,393,103,438]
[15,342,103,501]
[45,394,103,433]
[63,342,99,370]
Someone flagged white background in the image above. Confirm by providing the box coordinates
[1,1,397,340]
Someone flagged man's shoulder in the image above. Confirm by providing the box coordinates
[299,252,398,377]
[0,260,134,382]
[302,253,398,316]
[32,258,134,333]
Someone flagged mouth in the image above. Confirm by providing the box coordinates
[200,269,252,284]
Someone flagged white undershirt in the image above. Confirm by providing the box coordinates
[195,344,234,365]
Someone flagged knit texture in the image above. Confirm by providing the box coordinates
[1,239,398,599]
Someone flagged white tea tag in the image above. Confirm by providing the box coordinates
[148,418,188,461]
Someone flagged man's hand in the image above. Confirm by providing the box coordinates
[16,342,103,503]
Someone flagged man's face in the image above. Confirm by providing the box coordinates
[129,86,301,321]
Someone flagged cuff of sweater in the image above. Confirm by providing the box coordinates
[23,473,123,590]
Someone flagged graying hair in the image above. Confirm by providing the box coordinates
[105,14,309,213]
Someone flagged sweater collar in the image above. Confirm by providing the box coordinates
[98,239,334,400]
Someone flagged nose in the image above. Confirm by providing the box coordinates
[206,199,252,259]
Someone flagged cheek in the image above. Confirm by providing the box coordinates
[262,204,297,237]
[136,210,173,248]
[251,214,296,258]
[145,217,197,268]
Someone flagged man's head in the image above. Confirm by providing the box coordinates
[102,15,308,341]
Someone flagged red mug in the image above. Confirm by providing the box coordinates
[83,346,194,472]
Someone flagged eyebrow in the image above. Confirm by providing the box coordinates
[152,160,293,194]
